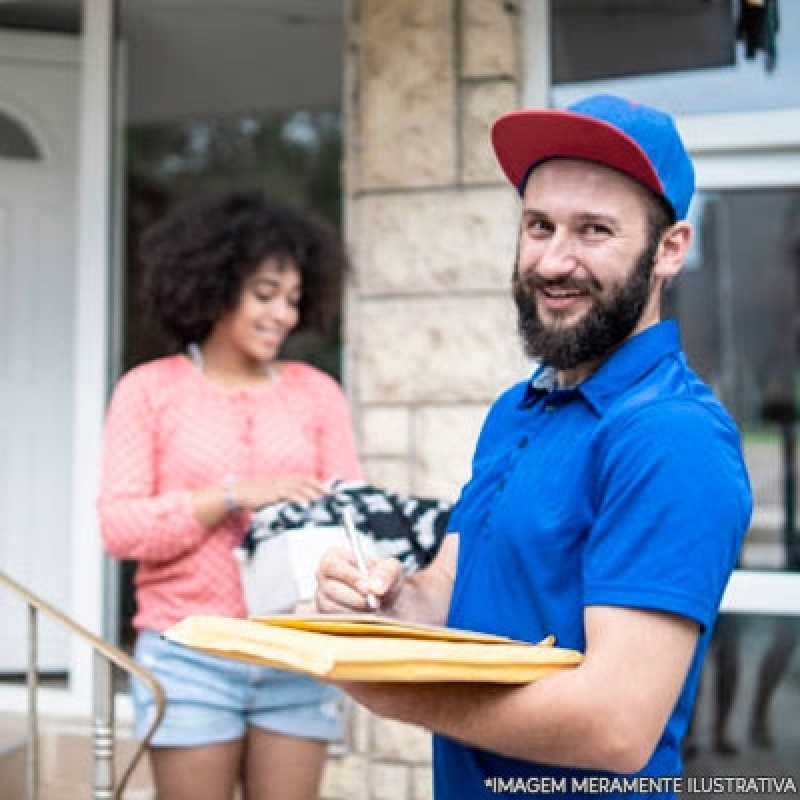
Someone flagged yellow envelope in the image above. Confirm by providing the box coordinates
[164,615,582,684]
[252,613,528,643]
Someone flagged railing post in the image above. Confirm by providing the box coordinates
[92,650,115,800]
[26,605,39,800]
[1,571,163,799]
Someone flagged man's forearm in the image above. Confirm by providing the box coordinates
[341,606,698,775]
[343,666,634,773]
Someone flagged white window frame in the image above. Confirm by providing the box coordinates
[525,1,800,618]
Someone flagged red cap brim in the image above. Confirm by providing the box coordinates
[491,109,664,197]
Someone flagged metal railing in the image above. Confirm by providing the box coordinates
[0,570,165,800]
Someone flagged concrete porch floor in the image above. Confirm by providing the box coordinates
[0,713,155,800]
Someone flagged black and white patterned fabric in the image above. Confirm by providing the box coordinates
[240,479,451,573]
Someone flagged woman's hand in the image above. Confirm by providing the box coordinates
[235,476,328,509]
[191,476,328,529]
[314,547,406,614]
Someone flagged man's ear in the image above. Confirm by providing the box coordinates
[653,221,692,281]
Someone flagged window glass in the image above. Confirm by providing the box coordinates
[666,188,800,573]
[125,110,343,376]
[551,0,799,115]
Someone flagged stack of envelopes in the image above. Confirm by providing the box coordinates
[164,614,583,683]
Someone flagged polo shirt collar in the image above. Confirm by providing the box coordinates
[579,320,681,414]
[523,320,682,415]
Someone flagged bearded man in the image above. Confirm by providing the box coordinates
[314,94,752,800]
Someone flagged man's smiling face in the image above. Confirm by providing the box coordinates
[513,158,664,378]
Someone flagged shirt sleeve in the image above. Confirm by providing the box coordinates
[313,372,363,482]
[584,399,752,630]
[96,368,211,563]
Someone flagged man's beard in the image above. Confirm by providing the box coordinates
[512,240,658,371]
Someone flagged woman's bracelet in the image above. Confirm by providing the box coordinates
[222,474,239,513]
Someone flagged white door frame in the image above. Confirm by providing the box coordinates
[524,3,800,619]
[0,0,116,718]
[69,0,116,716]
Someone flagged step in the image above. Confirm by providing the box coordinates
[38,778,155,800]
[0,739,26,800]
[0,713,27,800]
[0,715,155,800]
[38,730,154,798]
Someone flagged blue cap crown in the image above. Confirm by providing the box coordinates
[567,94,695,220]
[491,93,696,220]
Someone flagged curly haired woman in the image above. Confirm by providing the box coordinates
[98,190,362,800]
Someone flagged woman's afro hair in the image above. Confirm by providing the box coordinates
[139,189,350,349]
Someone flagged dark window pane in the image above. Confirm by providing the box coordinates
[668,188,800,573]
[552,0,735,84]
[683,612,800,783]
[551,0,800,115]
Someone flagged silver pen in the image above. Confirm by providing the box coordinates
[340,508,379,611]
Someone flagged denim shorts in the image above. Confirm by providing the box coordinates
[130,629,344,747]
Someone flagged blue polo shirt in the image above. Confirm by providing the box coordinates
[435,321,752,799]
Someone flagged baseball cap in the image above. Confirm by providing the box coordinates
[491,94,695,220]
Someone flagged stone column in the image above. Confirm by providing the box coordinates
[345,0,527,501]
[326,1,527,798]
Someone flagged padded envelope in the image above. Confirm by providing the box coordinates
[164,614,582,684]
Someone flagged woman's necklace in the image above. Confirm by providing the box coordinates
[188,342,277,384]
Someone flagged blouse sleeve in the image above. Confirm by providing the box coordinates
[96,367,211,563]
[314,372,363,481]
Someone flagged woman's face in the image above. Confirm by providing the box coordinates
[214,257,302,365]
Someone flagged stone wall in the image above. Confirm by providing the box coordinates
[345,0,527,499]
[331,1,526,797]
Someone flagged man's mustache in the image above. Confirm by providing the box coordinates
[513,270,602,295]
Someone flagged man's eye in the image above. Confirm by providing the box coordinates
[255,292,274,303]
[584,223,611,237]
[527,219,551,234]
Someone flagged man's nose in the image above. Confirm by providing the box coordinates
[535,231,577,279]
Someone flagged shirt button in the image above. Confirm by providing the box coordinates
[519,436,529,448]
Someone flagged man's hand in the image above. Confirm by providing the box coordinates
[315,533,457,624]
[314,547,406,614]
[314,547,405,614]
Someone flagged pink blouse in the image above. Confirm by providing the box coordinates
[97,355,362,631]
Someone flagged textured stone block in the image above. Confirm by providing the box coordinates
[354,189,519,294]
[356,0,456,189]
[351,703,372,754]
[371,716,432,763]
[411,765,435,800]
[413,406,489,500]
[338,700,371,755]
[320,753,369,800]
[462,81,519,185]
[355,295,529,404]
[462,0,519,78]
[361,408,411,456]
[363,457,412,495]
[370,763,410,800]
